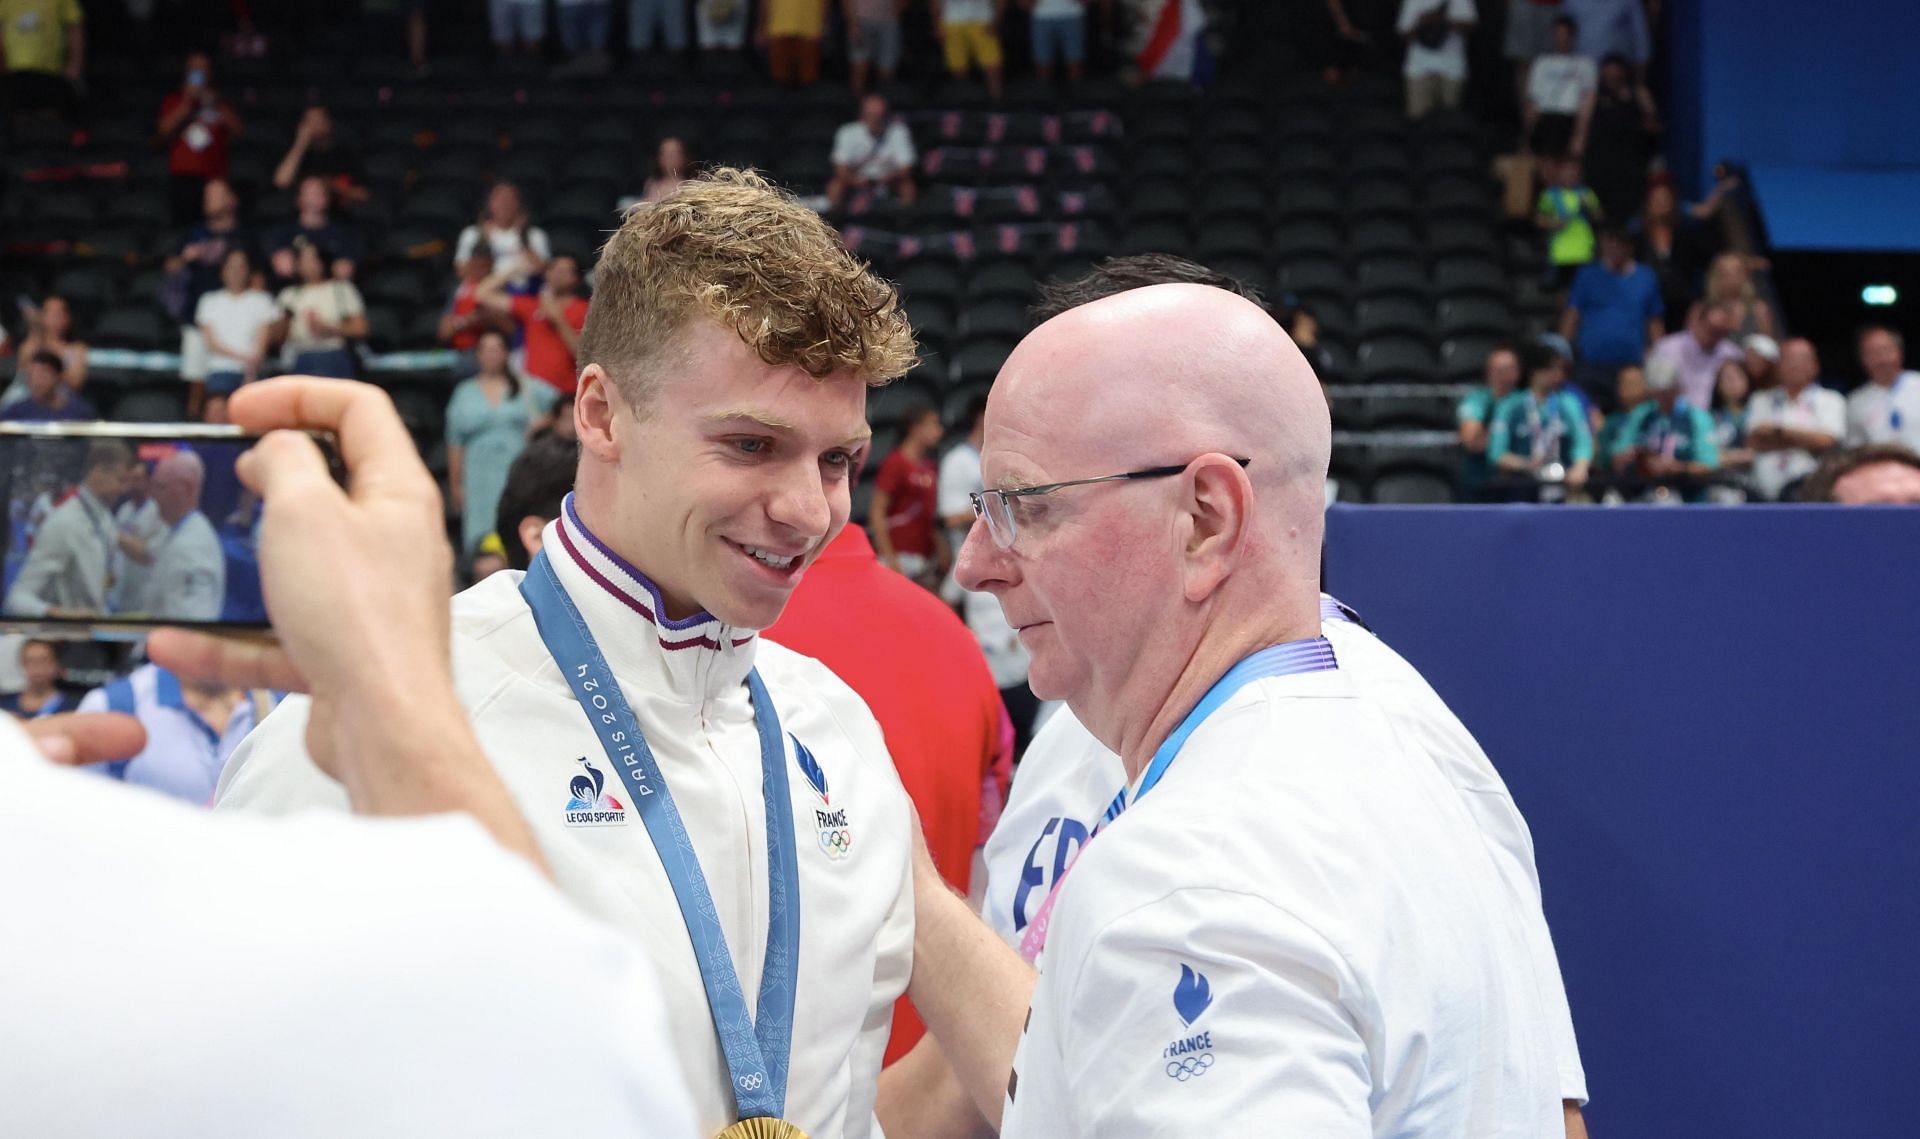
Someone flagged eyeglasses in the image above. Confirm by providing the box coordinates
[969,457,1252,551]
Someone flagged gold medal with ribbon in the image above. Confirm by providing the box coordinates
[715,1119,810,1139]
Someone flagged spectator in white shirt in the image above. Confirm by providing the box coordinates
[1846,325,1920,451]
[1398,0,1477,119]
[1746,337,1846,501]
[272,240,367,379]
[828,93,918,209]
[453,181,551,282]
[1525,15,1597,157]
[193,248,278,423]
[937,396,986,606]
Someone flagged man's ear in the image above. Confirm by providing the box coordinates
[574,364,622,464]
[517,515,547,563]
[1179,455,1254,604]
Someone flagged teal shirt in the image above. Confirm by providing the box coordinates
[1488,389,1595,466]
[1621,399,1720,468]
[1456,387,1499,497]
[446,377,558,553]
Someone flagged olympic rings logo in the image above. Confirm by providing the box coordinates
[738,1073,765,1092]
[1165,1053,1214,1082]
[819,828,853,858]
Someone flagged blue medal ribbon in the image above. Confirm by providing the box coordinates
[519,551,799,1123]
[1125,635,1339,808]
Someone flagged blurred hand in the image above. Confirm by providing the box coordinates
[22,712,147,768]
[148,379,455,787]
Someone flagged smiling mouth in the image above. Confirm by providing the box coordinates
[727,539,806,577]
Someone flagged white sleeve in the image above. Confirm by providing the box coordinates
[936,449,974,519]
[844,837,914,1139]
[453,226,480,266]
[526,226,551,262]
[213,692,354,813]
[5,514,71,618]
[1817,391,1848,439]
[1047,888,1372,1137]
[830,125,860,166]
[1449,0,1476,23]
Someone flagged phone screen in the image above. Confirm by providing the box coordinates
[0,424,319,635]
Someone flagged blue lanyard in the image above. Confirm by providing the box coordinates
[1126,636,1339,808]
[518,551,799,1122]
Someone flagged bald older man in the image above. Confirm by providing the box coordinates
[907,284,1563,1136]
[133,451,226,622]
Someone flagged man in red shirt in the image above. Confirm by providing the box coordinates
[765,522,1012,1067]
[871,403,945,590]
[156,51,242,227]
[479,254,588,394]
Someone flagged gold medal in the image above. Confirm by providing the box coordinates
[715,1119,809,1139]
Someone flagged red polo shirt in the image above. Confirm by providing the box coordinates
[765,526,1013,1065]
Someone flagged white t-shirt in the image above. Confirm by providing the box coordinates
[76,663,266,805]
[113,498,168,613]
[0,716,698,1138]
[193,288,279,374]
[1398,0,1477,80]
[937,440,982,522]
[984,605,1588,1109]
[1844,371,1920,450]
[831,121,917,182]
[1032,0,1084,18]
[942,0,996,25]
[1527,52,1598,115]
[276,280,366,355]
[1746,383,1848,500]
[454,222,553,279]
[219,496,914,1139]
[999,661,1562,1137]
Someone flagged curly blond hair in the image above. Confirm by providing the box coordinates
[578,167,916,404]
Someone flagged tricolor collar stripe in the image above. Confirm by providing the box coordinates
[559,494,717,632]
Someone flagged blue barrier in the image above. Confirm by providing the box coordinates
[1324,505,1919,1138]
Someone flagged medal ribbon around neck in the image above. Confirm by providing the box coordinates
[520,552,804,1135]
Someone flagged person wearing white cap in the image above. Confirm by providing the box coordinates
[1747,337,1846,500]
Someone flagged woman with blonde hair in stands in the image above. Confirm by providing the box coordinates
[1689,251,1775,340]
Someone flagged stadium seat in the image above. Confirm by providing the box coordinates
[897,262,963,305]
[104,384,188,423]
[1357,337,1439,384]
[1440,336,1501,383]
[1127,178,1195,224]
[1370,467,1455,504]
[1422,176,1494,219]
[1419,139,1482,176]
[1198,178,1268,223]
[1128,143,1192,180]
[1271,219,1342,260]
[1276,257,1349,298]
[1346,178,1417,223]
[903,297,957,356]
[360,266,431,311]
[386,380,448,444]
[965,261,1038,304]
[1196,219,1267,262]
[942,380,993,430]
[363,308,406,353]
[1348,139,1411,178]
[92,306,171,352]
[1350,218,1420,260]
[961,298,1031,341]
[1202,105,1266,142]
[1205,256,1273,296]
[1433,257,1509,300]
[953,338,1016,383]
[867,379,940,430]
[1356,297,1435,343]
[1427,218,1501,260]
[399,185,477,230]
[49,265,116,319]
[1121,220,1194,256]
[1437,297,1514,341]
[1202,142,1266,179]
[1271,140,1338,178]
[1355,258,1431,301]
[1272,180,1341,224]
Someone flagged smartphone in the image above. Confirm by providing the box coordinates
[0,422,339,637]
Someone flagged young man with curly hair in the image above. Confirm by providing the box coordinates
[218,169,922,1139]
